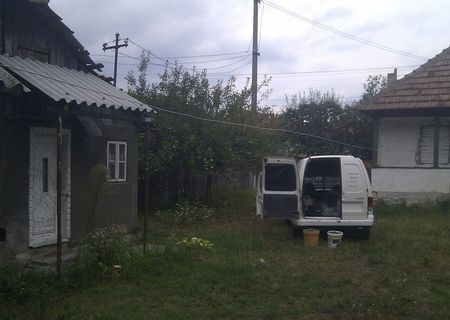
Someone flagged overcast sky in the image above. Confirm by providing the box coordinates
[50,0,450,110]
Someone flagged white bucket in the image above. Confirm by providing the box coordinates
[327,230,343,248]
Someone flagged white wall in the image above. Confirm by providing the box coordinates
[372,168,450,203]
[377,117,433,167]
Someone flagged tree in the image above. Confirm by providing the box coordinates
[282,90,372,159]
[126,56,277,206]
[361,74,387,102]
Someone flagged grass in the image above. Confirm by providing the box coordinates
[1,194,449,319]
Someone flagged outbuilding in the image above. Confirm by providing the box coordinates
[360,46,450,203]
[0,0,151,262]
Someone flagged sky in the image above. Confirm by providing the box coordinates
[50,0,450,111]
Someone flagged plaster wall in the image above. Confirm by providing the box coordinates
[377,117,433,167]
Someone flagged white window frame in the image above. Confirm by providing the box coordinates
[107,141,127,182]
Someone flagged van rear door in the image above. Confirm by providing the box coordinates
[261,157,299,219]
[341,157,367,220]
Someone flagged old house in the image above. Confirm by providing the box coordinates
[0,0,151,262]
[360,46,450,203]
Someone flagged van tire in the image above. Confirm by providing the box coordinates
[358,228,371,239]
[292,226,302,239]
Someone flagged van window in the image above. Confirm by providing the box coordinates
[265,163,296,191]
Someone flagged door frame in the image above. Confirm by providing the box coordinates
[29,127,71,248]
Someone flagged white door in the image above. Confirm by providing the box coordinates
[340,157,367,220]
[261,157,300,219]
[29,127,71,247]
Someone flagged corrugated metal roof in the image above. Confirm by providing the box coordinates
[360,46,450,111]
[0,65,31,93]
[0,55,151,112]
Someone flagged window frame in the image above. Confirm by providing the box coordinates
[106,141,127,182]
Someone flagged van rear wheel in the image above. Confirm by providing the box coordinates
[358,228,371,239]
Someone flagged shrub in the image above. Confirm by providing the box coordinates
[155,201,216,223]
[80,224,130,276]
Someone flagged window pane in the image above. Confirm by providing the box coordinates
[108,163,116,180]
[439,125,450,165]
[119,144,126,161]
[416,126,434,165]
[265,164,296,191]
[108,143,116,161]
[119,163,126,180]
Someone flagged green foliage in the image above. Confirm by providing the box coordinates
[155,201,216,223]
[128,59,278,206]
[361,74,387,101]
[80,224,130,276]
[283,89,373,159]
[177,236,214,249]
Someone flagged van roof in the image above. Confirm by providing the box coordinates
[307,155,357,159]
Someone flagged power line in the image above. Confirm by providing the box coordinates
[262,0,428,60]
[148,103,373,151]
[211,65,418,77]
[1,61,372,150]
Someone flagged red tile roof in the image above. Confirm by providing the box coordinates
[360,46,450,111]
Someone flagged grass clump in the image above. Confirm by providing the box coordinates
[155,200,216,223]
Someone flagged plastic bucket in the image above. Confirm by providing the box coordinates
[303,229,320,247]
[327,230,343,248]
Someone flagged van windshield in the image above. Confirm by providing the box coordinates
[265,163,296,191]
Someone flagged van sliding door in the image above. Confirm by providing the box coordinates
[262,158,299,219]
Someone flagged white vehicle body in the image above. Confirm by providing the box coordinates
[256,155,374,231]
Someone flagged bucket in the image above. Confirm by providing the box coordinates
[327,230,343,248]
[303,229,320,247]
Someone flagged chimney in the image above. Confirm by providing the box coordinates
[387,68,397,87]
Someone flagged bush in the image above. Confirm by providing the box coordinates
[80,224,130,276]
[155,201,216,223]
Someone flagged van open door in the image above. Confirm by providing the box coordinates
[261,157,299,219]
[340,157,367,220]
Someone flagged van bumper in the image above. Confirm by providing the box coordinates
[291,214,374,227]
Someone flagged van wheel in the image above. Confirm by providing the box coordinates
[292,226,302,239]
[359,228,371,239]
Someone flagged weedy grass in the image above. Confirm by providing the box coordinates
[0,197,449,319]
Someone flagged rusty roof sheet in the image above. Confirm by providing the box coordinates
[0,55,151,112]
[360,46,450,111]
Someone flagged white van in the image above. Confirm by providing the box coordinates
[256,155,374,237]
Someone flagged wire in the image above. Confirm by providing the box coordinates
[258,1,264,50]
[1,61,373,150]
[262,0,428,60]
[209,58,253,75]
[148,103,373,151]
[210,65,418,77]
[163,51,250,60]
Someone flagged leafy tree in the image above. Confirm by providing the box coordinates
[282,90,372,159]
[126,56,277,206]
[361,74,387,102]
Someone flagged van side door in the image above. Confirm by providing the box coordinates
[341,157,367,220]
[261,157,299,219]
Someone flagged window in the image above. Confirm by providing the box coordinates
[415,124,450,166]
[107,141,127,182]
[264,163,296,191]
[416,125,434,165]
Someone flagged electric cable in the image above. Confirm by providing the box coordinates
[262,0,428,60]
[0,62,373,151]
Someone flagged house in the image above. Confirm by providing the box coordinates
[360,46,450,203]
[0,0,152,262]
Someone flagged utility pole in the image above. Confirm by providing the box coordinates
[251,0,260,114]
[103,33,128,87]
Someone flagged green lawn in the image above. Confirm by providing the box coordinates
[1,198,450,320]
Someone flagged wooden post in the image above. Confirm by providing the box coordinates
[56,106,63,277]
[143,116,152,253]
[433,116,440,168]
